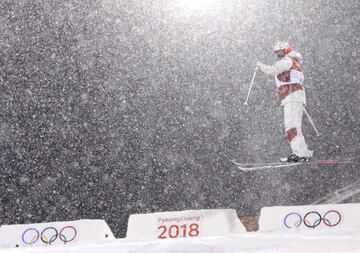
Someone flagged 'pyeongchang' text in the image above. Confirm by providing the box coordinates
[157,216,201,224]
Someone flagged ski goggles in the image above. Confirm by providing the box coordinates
[274,50,286,58]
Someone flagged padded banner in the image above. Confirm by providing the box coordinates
[126,209,246,241]
[0,219,115,249]
[259,203,360,232]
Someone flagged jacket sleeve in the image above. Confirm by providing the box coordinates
[259,57,293,75]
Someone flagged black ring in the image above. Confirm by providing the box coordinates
[40,227,58,244]
[303,211,322,228]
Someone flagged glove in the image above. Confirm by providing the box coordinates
[256,61,263,67]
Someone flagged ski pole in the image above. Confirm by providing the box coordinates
[303,106,320,136]
[243,65,259,106]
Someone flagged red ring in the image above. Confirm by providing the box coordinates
[59,226,77,243]
[323,210,342,227]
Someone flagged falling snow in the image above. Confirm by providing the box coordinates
[0,0,359,237]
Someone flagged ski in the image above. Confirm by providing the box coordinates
[231,158,353,172]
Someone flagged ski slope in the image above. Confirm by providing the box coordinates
[1,229,360,253]
[1,204,360,253]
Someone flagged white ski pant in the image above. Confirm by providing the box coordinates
[283,102,313,157]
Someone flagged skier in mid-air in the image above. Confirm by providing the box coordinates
[257,41,313,162]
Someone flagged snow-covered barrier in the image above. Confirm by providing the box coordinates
[1,206,360,253]
[0,219,115,249]
[2,229,360,253]
[259,203,360,232]
[126,209,246,241]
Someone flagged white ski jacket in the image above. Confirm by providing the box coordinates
[258,51,306,106]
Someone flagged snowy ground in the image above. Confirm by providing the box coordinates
[2,229,360,253]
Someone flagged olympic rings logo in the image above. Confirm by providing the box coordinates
[21,226,77,245]
[284,210,342,229]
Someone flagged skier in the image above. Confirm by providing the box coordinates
[257,41,313,162]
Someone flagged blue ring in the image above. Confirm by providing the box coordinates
[284,212,302,229]
[22,228,40,245]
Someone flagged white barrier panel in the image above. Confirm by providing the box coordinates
[0,219,115,249]
[2,229,360,253]
[259,203,360,232]
[126,209,246,241]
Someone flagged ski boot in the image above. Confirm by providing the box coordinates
[286,153,311,163]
